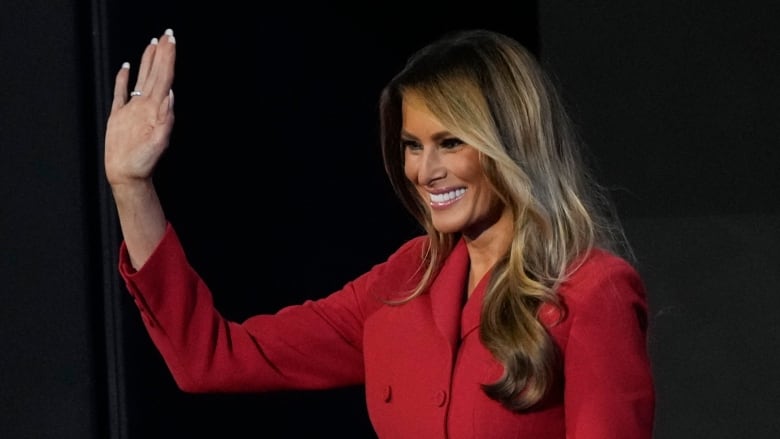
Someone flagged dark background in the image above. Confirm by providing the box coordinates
[1,1,778,438]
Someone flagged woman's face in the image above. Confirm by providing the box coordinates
[402,94,509,239]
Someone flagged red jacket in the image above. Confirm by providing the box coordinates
[119,223,654,438]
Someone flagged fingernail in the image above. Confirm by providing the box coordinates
[168,89,174,108]
[121,62,130,69]
[164,28,175,44]
[151,37,158,45]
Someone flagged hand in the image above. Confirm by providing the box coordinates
[105,29,176,188]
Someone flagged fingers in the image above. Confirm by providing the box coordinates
[129,29,175,99]
[132,37,159,93]
[111,62,130,113]
[148,30,176,100]
[110,29,176,113]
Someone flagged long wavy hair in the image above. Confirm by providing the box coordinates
[378,29,631,410]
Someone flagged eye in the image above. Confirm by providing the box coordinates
[402,139,422,151]
[440,137,465,149]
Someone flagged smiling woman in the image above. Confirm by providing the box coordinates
[400,92,505,241]
[374,30,654,428]
[103,16,652,439]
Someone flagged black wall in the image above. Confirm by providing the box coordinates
[539,4,780,437]
[0,0,104,438]
[1,1,777,438]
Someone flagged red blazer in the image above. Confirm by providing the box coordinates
[119,223,654,438]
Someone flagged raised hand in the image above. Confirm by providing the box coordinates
[104,29,177,269]
[105,28,176,188]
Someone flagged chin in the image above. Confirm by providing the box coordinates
[431,220,465,235]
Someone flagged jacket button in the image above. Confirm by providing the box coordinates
[433,390,447,407]
[382,385,392,403]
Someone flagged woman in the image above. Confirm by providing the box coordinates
[105,27,655,438]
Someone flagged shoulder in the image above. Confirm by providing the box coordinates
[353,235,429,301]
[558,248,647,314]
[386,235,429,264]
[549,248,651,361]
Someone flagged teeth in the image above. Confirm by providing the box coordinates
[430,188,466,203]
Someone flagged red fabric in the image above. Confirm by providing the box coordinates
[120,223,654,438]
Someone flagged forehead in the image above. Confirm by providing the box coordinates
[401,93,448,136]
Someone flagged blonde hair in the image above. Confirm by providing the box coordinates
[379,29,630,410]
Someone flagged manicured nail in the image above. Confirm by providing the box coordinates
[164,28,175,44]
[121,62,130,69]
[151,37,158,45]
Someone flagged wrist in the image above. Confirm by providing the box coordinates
[110,179,157,205]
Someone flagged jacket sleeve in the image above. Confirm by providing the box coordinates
[119,222,424,393]
[561,254,656,438]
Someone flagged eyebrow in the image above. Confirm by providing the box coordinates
[400,130,455,142]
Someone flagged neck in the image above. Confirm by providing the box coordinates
[463,206,513,297]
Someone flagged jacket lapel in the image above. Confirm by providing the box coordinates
[461,268,490,339]
[428,238,469,353]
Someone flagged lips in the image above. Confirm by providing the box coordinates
[429,188,466,207]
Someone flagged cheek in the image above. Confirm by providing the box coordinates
[403,153,418,182]
[447,147,483,181]
[451,160,484,184]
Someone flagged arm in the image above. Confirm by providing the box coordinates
[562,255,656,438]
[119,227,425,393]
[107,30,371,391]
[104,29,176,269]
[120,225,369,392]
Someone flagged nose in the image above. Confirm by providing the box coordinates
[418,147,446,185]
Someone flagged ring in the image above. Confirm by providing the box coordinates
[130,90,143,97]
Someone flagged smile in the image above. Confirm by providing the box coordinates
[429,188,466,207]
